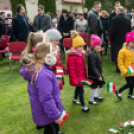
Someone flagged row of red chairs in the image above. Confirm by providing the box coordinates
[0,38,26,74]
[63,32,104,52]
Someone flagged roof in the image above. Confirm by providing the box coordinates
[63,0,82,3]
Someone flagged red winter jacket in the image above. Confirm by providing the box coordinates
[51,51,68,90]
[67,49,87,87]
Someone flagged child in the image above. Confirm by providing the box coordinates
[67,30,89,112]
[88,35,105,105]
[115,31,134,100]
[20,43,65,134]
[45,29,68,90]
[21,32,43,64]
[51,19,58,29]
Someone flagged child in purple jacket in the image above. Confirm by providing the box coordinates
[20,43,65,134]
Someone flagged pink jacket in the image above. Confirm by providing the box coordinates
[67,49,87,87]
[51,51,68,90]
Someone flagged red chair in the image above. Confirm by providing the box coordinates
[63,38,72,51]
[0,38,8,56]
[79,32,90,46]
[8,41,26,74]
[3,35,10,42]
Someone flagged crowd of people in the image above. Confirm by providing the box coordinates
[1,1,134,134]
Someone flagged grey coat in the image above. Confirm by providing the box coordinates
[32,13,51,32]
[75,19,88,33]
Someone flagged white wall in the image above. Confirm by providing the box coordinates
[25,0,38,19]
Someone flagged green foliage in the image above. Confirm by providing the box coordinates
[38,0,45,7]
[126,0,134,11]
[10,0,26,17]
[84,0,98,10]
[38,0,56,16]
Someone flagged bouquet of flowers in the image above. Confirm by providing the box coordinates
[118,120,134,134]
[108,120,134,134]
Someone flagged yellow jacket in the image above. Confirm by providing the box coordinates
[118,45,134,77]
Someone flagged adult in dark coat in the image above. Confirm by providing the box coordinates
[109,6,132,73]
[87,1,103,43]
[124,8,132,19]
[58,9,74,40]
[108,1,120,32]
[32,5,51,32]
[12,4,31,43]
[83,8,88,20]
[101,11,109,55]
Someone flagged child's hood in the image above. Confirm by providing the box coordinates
[20,64,35,81]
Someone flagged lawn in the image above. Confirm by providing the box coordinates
[0,55,134,134]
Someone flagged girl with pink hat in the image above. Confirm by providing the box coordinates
[115,31,134,100]
[88,35,105,105]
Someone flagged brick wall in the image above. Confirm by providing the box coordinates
[0,0,11,10]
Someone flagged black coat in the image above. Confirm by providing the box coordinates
[109,13,132,63]
[12,14,31,42]
[88,48,102,78]
[108,11,116,32]
[83,13,87,20]
[100,16,109,34]
[58,15,74,38]
[87,9,103,37]
[88,48,105,88]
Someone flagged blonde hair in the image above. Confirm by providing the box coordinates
[25,43,57,83]
[101,10,108,16]
[21,32,43,64]
[23,32,43,54]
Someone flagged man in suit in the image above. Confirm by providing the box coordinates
[109,6,132,73]
[108,1,120,32]
[32,5,51,32]
[124,8,132,19]
[12,4,31,43]
[87,1,103,43]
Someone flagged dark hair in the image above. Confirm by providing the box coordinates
[62,9,69,16]
[0,12,5,15]
[93,1,101,7]
[114,1,120,6]
[79,13,83,16]
[16,4,23,13]
[38,5,44,10]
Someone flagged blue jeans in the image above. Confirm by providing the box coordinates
[74,86,85,107]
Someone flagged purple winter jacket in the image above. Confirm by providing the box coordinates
[20,64,64,126]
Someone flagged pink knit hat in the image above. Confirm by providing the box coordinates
[90,35,102,47]
[126,32,134,43]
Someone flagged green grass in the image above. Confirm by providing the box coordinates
[0,55,134,134]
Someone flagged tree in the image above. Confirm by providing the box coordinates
[84,0,97,11]
[38,0,45,7]
[38,0,56,16]
[126,0,134,11]
[10,0,27,17]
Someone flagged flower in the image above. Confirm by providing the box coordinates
[131,121,134,126]
[124,121,130,127]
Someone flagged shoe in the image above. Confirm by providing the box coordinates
[115,90,122,100]
[82,106,90,112]
[128,95,134,100]
[73,99,81,105]
[89,101,99,105]
[58,131,64,134]
[36,125,44,130]
[94,96,104,101]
